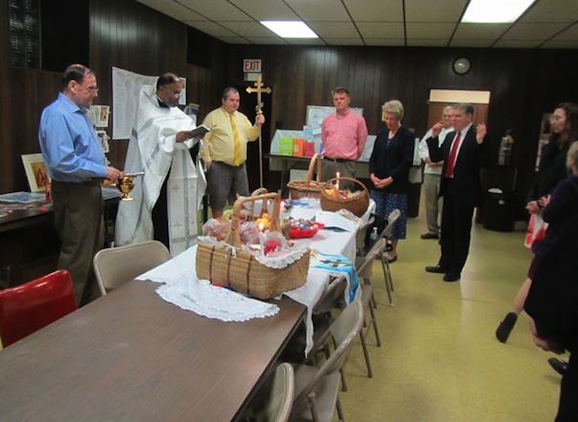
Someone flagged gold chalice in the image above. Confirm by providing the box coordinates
[116,172,143,201]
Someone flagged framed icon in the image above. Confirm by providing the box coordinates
[21,153,50,192]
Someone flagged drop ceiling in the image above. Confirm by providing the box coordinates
[135,0,578,49]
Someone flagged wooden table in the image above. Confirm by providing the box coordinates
[0,189,120,286]
[0,280,305,421]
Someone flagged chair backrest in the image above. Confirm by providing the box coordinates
[0,269,77,347]
[312,275,347,315]
[93,240,171,296]
[256,362,295,422]
[293,300,364,407]
[355,216,375,254]
[356,238,387,277]
[380,208,401,240]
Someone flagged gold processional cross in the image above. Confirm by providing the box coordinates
[246,75,271,188]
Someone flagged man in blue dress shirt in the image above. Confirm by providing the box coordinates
[39,64,122,305]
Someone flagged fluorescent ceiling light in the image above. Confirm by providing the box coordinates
[462,0,535,23]
[261,21,318,38]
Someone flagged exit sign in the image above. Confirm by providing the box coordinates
[243,59,262,73]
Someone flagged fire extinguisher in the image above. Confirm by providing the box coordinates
[498,129,514,166]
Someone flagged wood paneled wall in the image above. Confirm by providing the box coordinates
[0,0,227,193]
[1,0,577,205]
[89,0,228,169]
[226,45,578,199]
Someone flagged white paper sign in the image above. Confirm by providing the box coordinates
[112,67,186,140]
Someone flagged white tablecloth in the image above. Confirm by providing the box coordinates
[288,198,375,261]
[137,246,280,322]
[135,199,373,356]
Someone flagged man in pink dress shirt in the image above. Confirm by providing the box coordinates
[321,87,368,181]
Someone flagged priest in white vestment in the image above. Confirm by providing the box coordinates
[115,73,206,255]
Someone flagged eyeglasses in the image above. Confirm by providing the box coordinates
[76,82,99,94]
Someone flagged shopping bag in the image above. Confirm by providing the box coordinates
[524,213,548,249]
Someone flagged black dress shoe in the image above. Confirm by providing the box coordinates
[443,273,461,282]
[421,232,439,240]
[495,312,517,343]
[548,358,568,376]
[425,265,446,274]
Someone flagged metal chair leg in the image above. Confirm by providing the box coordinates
[339,367,348,392]
[385,259,395,292]
[380,258,394,306]
[358,330,374,378]
[336,395,346,422]
[368,297,382,347]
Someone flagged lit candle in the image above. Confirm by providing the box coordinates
[336,172,340,191]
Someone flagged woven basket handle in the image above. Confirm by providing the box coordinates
[231,193,281,246]
[250,187,269,214]
[325,176,369,196]
[251,187,269,196]
[306,153,322,183]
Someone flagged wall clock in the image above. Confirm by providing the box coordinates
[453,57,471,75]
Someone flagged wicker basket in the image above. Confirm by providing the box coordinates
[196,192,310,299]
[320,177,370,217]
[286,154,325,199]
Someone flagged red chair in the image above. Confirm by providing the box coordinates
[0,269,77,347]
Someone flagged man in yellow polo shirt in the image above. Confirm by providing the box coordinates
[201,87,265,218]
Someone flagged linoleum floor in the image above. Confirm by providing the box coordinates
[339,210,565,422]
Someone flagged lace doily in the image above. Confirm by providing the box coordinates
[157,274,279,322]
[253,245,309,269]
[137,246,279,322]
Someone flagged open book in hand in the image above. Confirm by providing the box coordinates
[189,124,211,138]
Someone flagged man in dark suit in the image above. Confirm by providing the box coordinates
[424,103,492,281]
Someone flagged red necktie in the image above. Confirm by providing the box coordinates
[445,131,461,178]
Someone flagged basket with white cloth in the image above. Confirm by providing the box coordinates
[196,192,310,299]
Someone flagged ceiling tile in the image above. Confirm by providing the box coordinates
[229,0,298,20]
[405,0,467,22]
[520,0,578,23]
[287,38,326,45]
[539,39,578,49]
[501,23,568,40]
[138,0,578,49]
[323,37,365,46]
[136,0,205,21]
[178,0,252,21]
[453,23,511,39]
[186,21,238,37]
[365,38,405,47]
[551,23,578,41]
[449,39,496,48]
[218,36,252,44]
[285,0,351,21]
[493,39,543,48]
[245,37,289,45]
[357,22,405,39]
[406,23,455,39]
[407,38,450,47]
[219,21,275,37]
[343,0,403,21]
[307,21,360,38]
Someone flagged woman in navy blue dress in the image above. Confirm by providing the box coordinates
[369,100,415,262]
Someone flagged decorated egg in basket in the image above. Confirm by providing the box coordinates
[289,220,324,239]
